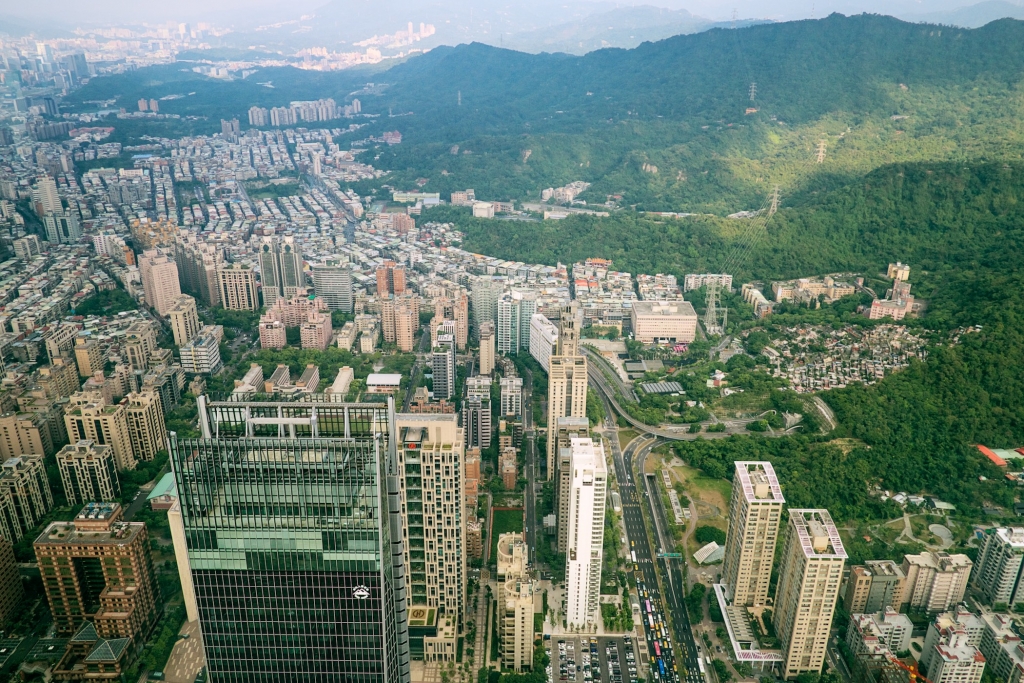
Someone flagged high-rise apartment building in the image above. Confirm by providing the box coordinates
[376,259,406,296]
[35,502,159,640]
[259,236,305,306]
[312,259,354,312]
[74,338,103,377]
[124,391,166,463]
[462,394,492,450]
[500,376,523,418]
[434,291,469,350]
[497,290,537,354]
[844,560,907,614]
[396,414,464,656]
[57,440,120,506]
[0,411,53,459]
[167,294,201,347]
[554,417,590,554]
[722,461,785,607]
[0,537,23,626]
[138,248,181,316]
[300,312,333,351]
[217,263,259,311]
[43,212,81,245]
[395,304,418,352]
[169,397,411,683]
[546,303,587,479]
[479,321,495,375]
[500,573,538,672]
[13,234,42,260]
[64,393,134,471]
[180,330,224,375]
[33,175,61,214]
[565,437,607,628]
[432,334,456,401]
[529,313,559,372]
[175,231,223,307]
[901,551,973,613]
[974,527,1024,608]
[470,277,503,333]
[0,453,54,542]
[774,509,847,679]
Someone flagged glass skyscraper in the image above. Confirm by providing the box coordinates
[169,395,411,683]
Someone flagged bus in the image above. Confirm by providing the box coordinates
[631,551,637,563]
[653,641,661,657]
[697,659,706,675]
[648,614,655,629]
[645,600,652,614]
[658,659,666,678]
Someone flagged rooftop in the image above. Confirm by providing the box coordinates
[735,461,785,503]
[790,509,846,558]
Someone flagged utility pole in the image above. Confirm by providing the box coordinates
[749,82,757,101]
[816,140,827,163]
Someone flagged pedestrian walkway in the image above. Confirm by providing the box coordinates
[473,570,490,678]
[163,619,204,683]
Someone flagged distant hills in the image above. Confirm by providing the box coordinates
[902,0,1024,27]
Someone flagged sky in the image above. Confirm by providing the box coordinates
[0,0,1020,30]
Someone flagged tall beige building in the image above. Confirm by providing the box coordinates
[774,509,847,679]
[479,321,495,375]
[175,230,223,307]
[722,461,785,607]
[167,294,201,347]
[0,453,54,542]
[125,391,166,463]
[0,537,23,627]
[138,248,181,316]
[57,440,121,506]
[500,574,538,672]
[901,551,973,613]
[124,320,159,372]
[64,393,135,471]
[555,416,590,554]
[217,263,259,311]
[396,414,465,630]
[547,303,587,479]
[395,304,418,352]
[0,412,52,459]
[74,338,103,377]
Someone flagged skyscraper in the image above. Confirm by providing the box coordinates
[259,236,305,307]
[167,294,201,347]
[497,290,537,354]
[774,509,847,679]
[565,437,606,629]
[57,440,120,506]
[432,334,456,401]
[138,248,182,316]
[722,461,785,607]
[32,175,61,214]
[973,527,1024,608]
[312,259,354,312]
[124,391,167,463]
[479,321,495,375]
[395,414,465,656]
[554,417,590,555]
[169,396,411,683]
[217,263,259,311]
[547,303,587,479]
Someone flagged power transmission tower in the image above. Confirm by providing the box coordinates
[749,82,757,101]
[704,280,722,336]
[816,140,827,163]
[769,185,780,216]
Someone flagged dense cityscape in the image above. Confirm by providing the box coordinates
[0,6,1023,683]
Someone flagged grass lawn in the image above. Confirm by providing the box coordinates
[490,508,525,561]
[618,429,639,450]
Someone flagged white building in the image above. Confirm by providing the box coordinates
[500,377,523,418]
[921,606,985,672]
[630,300,698,344]
[497,290,537,355]
[179,328,224,375]
[974,528,1024,608]
[902,551,973,613]
[312,260,353,312]
[847,608,914,656]
[565,437,607,629]
[432,334,456,400]
[926,627,986,683]
[529,313,558,372]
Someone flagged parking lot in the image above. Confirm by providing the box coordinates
[547,636,639,683]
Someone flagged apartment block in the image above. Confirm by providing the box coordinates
[179,328,224,375]
[463,394,492,450]
[57,440,121,506]
[300,311,333,351]
[138,248,181,316]
[217,263,259,311]
[124,391,166,463]
[844,560,907,614]
[432,334,456,401]
[64,393,134,471]
[376,259,406,296]
[35,502,158,640]
[501,376,523,418]
[901,551,973,613]
[0,411,53,459]
[500,574,538,672]
[774,509,847,679]
[722,461,785,607]
[167,294,201,347]
[554,417,590,555]
[920,606,984,672]
[565,437,607,628]
[479,321,496,375]
[0,537,23,626]
[0,454,54,542]
[974,527,1024,608]
[74,338,103,377]
[847,608,914,656]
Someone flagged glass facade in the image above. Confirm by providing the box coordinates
[170,398,410,683]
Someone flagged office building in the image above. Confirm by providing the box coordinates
[901,551,973,613]
[0,412,52,459]
[179,328,224,375]
[312,259,354,312]
[630,300,698,344]
[773,509,847,679]
[529,313,558,372]
[500,376,523,418]
[974,527,1024,608]
[259,236,305,306]
[554,417,590,555]
[565,437,607,628]
[124,391,166,463]
[479,321,495,375]
[500,572,538,672]
[64,393,134,471]
[396,414,465,657]
[138,248,181,316]
[57,440,120,506]
[844,560,907,614]
[0,537,23,627]
[0,454,54,542]
[376,260,406,296]
[43,211,81,244]
[432,334,456,401]
[546,303,587,479]
[217,263,259,311]
[722,461,785,607]
[168,397,411,683]
[167,294,201,347]
[35,502,159,640]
